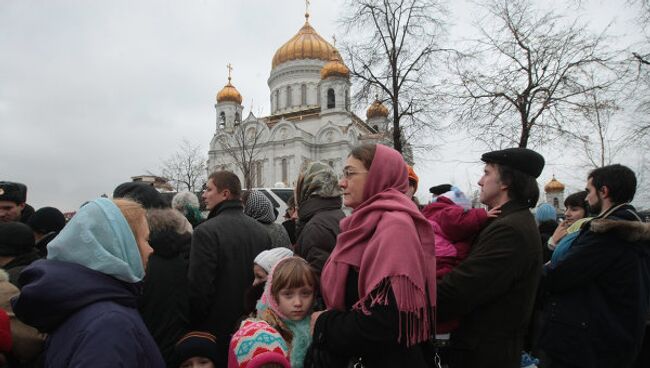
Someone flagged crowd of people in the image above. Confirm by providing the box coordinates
[1,142,649,368]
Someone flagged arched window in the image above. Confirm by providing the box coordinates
[256,162,262,187]
[219,112,226,127]
[275,90,279,112]
[327,88,335,109]
[281,159,288,184]
[553,197,559,209]
[286,86,292,107]
[345,90,350,111]
[301,84,307,105]
[235,112,241,124]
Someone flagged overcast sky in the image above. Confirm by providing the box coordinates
[1,0,644,212]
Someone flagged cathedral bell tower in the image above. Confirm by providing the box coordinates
[319,43,351,115]
[215,64,244,132]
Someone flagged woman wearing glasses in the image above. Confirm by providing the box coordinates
[308,144,437,368]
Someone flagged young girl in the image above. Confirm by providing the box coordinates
[255,257,317,368]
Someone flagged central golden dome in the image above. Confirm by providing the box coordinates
[272,19,336,69]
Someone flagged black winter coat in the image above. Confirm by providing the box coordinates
[310,270,436,368]
[437,200,542,368]
[188,200,271,367]
[140,228,191,366]
[294,197,345,276]
[4,250,41,288]
[539,204,650,368]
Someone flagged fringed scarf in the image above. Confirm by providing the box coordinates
[320,144,437,347]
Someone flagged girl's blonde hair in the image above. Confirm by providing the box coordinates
[270,257,318,298]
[113,199,147,240]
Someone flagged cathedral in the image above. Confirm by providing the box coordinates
[207,12,388,188]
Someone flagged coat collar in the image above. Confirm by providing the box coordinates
[208,199,243,219]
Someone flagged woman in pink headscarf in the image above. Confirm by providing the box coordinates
[308,144,437,368]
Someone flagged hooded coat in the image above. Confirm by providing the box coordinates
[539,204,650,368]
[13,260,164,368]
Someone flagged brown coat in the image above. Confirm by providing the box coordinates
[437,200,542,368]
[0,269,46,364]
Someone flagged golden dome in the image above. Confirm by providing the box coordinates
[544,176,565,193]
[272,19,336,69]
[216,78,242,104]
[366,98,389,119]
[320,51,350,79]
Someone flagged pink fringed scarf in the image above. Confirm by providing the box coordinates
[320,144,436,346]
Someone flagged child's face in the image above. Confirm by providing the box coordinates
[276,285,314,321]
[180,357,215,368]
[253,264,269,286]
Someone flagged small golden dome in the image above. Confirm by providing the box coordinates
[272,20,336,69]
[544,176,565,193]
[366,98,389,119]
[320,51,350,79]
[216,78,243,104]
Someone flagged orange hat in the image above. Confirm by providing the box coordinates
[407,166,419,192]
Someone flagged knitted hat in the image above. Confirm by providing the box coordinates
[228,319,290,368]
[0,222,35,257]
[0,181,27,204]
[172,331,219,367]
[407,166,419,192]
[440,186,471,210]
[113,182,167,209]
[0,309,11,353]
[244,191,277,224]
[429,184,452,195]
[254,248,293,274]
[27,207,66,234]
[535,203,557,223]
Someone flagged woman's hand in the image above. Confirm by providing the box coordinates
[550,220,569,245]
[310,310,326,335]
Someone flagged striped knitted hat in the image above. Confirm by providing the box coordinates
[228,319,290,368]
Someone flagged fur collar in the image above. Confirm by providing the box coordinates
[590,219,650,242]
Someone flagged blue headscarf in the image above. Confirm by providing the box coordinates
[535,203,557,223]
[47,198,145,283]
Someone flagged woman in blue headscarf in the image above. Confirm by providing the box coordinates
[12,198,165,367]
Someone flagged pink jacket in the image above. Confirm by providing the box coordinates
[422,196,488,277]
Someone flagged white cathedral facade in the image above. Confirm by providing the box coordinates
[207,14,390,188]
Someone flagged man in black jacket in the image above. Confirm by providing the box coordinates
[437,148,545,368]
[188,171,270,367]
[539,164,650,368]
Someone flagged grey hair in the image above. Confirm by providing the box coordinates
[171,191,199,211]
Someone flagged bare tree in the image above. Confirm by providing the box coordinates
[449,0,619,148]
[161,139,207,192]
[340,0,450,153]
[217,121,266,190]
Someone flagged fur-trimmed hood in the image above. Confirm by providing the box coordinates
[590,219,650,243]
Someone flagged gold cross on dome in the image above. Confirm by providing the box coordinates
[305,0,311,20]
[332,34,336,47]
[226,63,233,81]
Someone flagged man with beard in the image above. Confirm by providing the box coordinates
[437,148,545,368]
[539,164,650,368]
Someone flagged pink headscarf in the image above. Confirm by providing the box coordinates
[320,144,436,346]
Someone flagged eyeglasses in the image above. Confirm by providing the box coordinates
[341,168,368,179]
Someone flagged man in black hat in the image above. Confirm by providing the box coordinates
[0,181,30,223]
[437,148,545,368]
